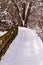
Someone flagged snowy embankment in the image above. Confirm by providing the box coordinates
[0,31,7,37]
[0,27,43,65]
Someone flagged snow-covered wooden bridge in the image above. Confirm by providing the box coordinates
[0,27,43,65]
[0,25,18,59]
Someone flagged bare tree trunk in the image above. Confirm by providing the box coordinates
[21,2,26,27]
[22,2,26,20]
[11,0,32,27]
[25,2,32,27]
[12,0,22,26]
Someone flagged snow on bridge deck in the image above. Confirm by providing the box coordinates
[0,27,43,65]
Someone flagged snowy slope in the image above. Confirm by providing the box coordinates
[0,27,43,65]
[0,31,7,37]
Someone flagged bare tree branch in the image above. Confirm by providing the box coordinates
[25,2,32,22]
[22,2,26,20]
[11,0,22,25]
[20,2,26,27]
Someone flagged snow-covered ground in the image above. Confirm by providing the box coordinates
[0,31,7,37]
[0,27,43,65]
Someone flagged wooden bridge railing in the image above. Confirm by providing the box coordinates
[0,25,18,60]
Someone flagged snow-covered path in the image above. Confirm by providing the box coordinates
[0,27,43,65]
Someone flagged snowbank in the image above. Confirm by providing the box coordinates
[0,27,43,65]
[0,31,7,37]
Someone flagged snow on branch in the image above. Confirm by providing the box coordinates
[25,2,32,22]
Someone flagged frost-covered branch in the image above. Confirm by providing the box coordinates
[25,2,32,23]
[0,0,32,27]
[11,0,22,25]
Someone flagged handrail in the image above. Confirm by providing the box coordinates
[0,25,18,60]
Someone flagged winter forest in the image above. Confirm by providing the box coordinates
[0,0,43,65]
[0,0,43,40]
